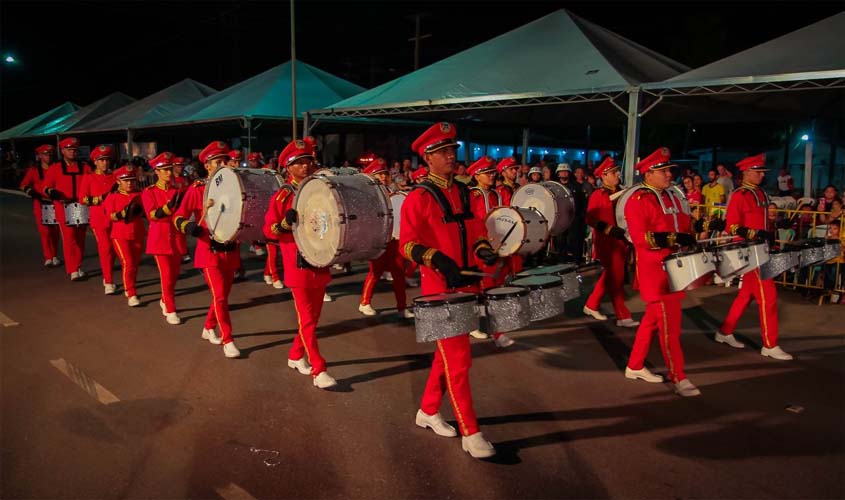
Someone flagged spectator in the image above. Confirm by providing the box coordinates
[716,164,734,193]
[686,176,703,205]
[817,185,840,213]
[777,168,794,196]
[821,198,843,225]
[563,166,592,265]
[555,163,571,185]
[822,222,844,304]
[702,169,727,217]
[527,166,543,183]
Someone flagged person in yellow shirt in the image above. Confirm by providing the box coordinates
[701,169,727,217]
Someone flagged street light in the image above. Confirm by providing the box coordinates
[4,55,15,64]
[801,134,810,141]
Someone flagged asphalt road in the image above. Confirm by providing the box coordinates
[1,191,843,499]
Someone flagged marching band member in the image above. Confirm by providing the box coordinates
[400,122,499,459]
[495,157,519,205]
[43,137,91,280]
[79,145,117,294]
[104,166,146,307]
[715,154,793,360]
[264,137,338,389]
[410,167,428,185]
[20,144,60,267]
[247,152,264,169]
[142,152,187,325]
[261,155,284,289]
[624,147,701,397]
[467,155,514,347]
[173,141,242,358]
[582,156,638,327]
[171,156,190,263]
[227,149,243,168]
[358,158,413,318]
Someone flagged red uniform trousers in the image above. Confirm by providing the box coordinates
[360,240,407,310]
[421,334,479,436]
[627,294,686,383]
[58,221,87,274]
[720,269,779,348]
[91,226,115,284]
[202,263,236,345]
[405,260,418,278]
[585,249,632,320]
[112,238,143,297]
[155,254,182,313]
[289,286,329,375]
[264,243,281,281]
[31,201,60,260]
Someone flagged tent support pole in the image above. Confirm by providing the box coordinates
[623,88,641,186]
[127,129,134,160]
[290,0,298,140]
[521,127,529,165]
[246,118,252,154]
[804,139,813,198]
[464,128,471,165]
[303,112,311,136]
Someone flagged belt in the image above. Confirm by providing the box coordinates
[209,240,238,253]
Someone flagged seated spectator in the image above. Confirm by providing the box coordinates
[822,222,844,303]
[777,168,794,196]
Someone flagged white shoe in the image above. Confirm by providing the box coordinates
[323,293,333,302]
[715,331,745,348]
[127,296,140,307]
[201,328,222,345]
[494,333,515,348]
[462,432,496,459]
[402,308,415,319]
[761,345,793,361]
[674,378,701,397]
[44,259,52,267]
[254,247,265,256]
[331,264,344,271]
[358,303,378,316]
[77,269,85,278]
[70,271,81,281]
[313,371,337,389]
[165,312,181,325]
[383,271,393,282]
[583,306,608,320]
[713,275,725,285]
[159,299,167,315]
[223,342,241,358]
[288,358,312,375]
[405,277,419,287]
[616,318,640,328]
[415,410,457,437]
[182,255,191,263]
[263,274,273,285]
[272,280,285,289]
[51,257,60,266]
[625,366,664,383]
[104,283,116,295]
[469,329,488,339]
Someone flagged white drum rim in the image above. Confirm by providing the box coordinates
[293,175,345,267]
[204,167,246,243]
[390,191,407,240]
[486,206,528,256]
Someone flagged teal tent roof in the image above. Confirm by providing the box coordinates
[316,9,688,115]
[75,79,218,133]
[144,60,366,127]
[22,92,136,137]
[0,102,79,140]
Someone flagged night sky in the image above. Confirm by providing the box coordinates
[0,1,841,128]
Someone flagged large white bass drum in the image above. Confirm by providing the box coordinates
[293,173,392,267]
[485,206,549,256]
[390,191,406,239]
[510,181,574,235]
[204,167,284,243]
[615,183,690,242]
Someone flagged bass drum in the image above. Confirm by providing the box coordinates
[511,181,574,235]
[390,191,406,239]
[293,173,392,267]
[485,206,549,256]
[205,167,284,243]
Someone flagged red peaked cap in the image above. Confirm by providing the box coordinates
[635,147,675,175]
[496,157,517,174]
[594,156,618,178]
[149,152,175,169]
[247,152,263,162]
[467,156,496,176]
[90,145,114,161]
[172,156,187,166]
[737,153,767,171]
[228,150,243,161]
[278,136,316,167]
[411,122,458,158]
[35,144,55,155]
[58,137,80,149]
[362,157,388,175]
[199,141,231,163]
[410,167,428,181]
[114,166,136,180]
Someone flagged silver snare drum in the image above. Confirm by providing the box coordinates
[511,275,565,321]
[41,203,58,225]
[413,293,479,343]
[791,239,826,267]
[713,243,751,280]
[759,249,800,280]
[516,264,580,301]
[662,250,716,292]
[63,202,89,226]
[484,286,530,333]
[745,241,770,273]
[823,239,842,260]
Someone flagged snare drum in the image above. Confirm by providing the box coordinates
[511,275,565,321]
[823,239,842,260]
[790,239,826,267]
[483,286,531,333]
[713,242,751,280]
[293,173,392,267]
[205,167,284,243]
[41,203,58,225]
[413,292,480,343]
[662,250,716,292]
[744,241,770,272]
[759,248,800,280]
[485,206,549,256]
[63,202,89,226]
[389,191,406,239]
[511,181,575,235]
[516,264,580,301]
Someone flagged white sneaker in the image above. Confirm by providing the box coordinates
[715,331,745,348]
[674,378,701,397]
[583,306,608,320]
[415,410,457,437]
[625,366,664,383]
[165,312,181,325]
[713,275,725,285]
[44,259,52,267]
[77,269,85,278]
[223,342,241,358]
[313,371,337,389]
[469,329,488,339]
[462,432,496,458]
[263,274,273,285]
[358,303,378,316]
[70,271,81,281]
[494,333,515,348]
[127,296,140,307]
[402,309,415,319]
[182,255,191,263]
[51,257,60,266]
[159,299,167,315]
[616,318,640,328]
[331,264,345,271]
[288,357,312,375]
[104,283,116,295]
[761,345,793,361]
[382,271,393,282]
[272,280,285,289]
[201,328,222,345]
[323,293,333,302]
[254,247,266,256]
[405,277,419,287]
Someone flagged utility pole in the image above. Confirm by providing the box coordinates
[406,13,431,70]
[290,0,298,140]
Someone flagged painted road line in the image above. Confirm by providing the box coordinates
[0,188,27,197]
[50,358,120,405]
[0,311,20,327]
[215,483,257,500]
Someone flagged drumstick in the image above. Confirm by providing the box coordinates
[696,235,736,244]
[460,270,494,278]
[495,221,518,253]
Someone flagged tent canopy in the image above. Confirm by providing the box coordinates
[0,102,79,140]
[21,92,136,138]
[74,79,217,133]
[143,60,366,127]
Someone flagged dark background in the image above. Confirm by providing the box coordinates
[1,0,842,128]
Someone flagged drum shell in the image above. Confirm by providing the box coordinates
[205,168,284,243]
[823,239,841,260]
[797,240,826,267]
[511,181,574,235]
[714,243,751,280]
[484,287,531,333]
[759,250,800,280]
[515,264,580,301]
[511,277,566,321]
[63,202,89,226]
[745,242,771,272]
[390,192,406,240]
[413,293,479,343]
[662,250,716,292]
[485,206,549,256]
[41,204,58,225]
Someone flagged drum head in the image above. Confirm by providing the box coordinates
[414,292,478,307]
[293,177,343,267]
[485,207,525,256]
[485,286,528,299]
[511,184,556,227]
[390,192,406,239]
[516,264,575,276]
[512,275,562,289]
[205,168,244,243]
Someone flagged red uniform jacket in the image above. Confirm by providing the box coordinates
[142,182,187,255]
[727,183,769,236]
[624,187,692,302]
[496,180,517,206]
[173,180,238,269]
[43,160,92,224]
[104,191,147,240]
[586,187,628,261]
[78,171,115,230]
[19,165,50,221]
[173,175,189,192]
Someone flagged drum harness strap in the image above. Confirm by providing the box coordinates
[416,179,474,268]
[726,184,771,238]
[59,158,83,201]
[469,186,502,213]
[640,183,682,232]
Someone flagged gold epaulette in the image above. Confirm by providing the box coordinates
[192,179,206,187]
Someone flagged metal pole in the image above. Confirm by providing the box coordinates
[623,87,641,186]
[804,139,813,198]
[127,129,134,161]
[290,0,298,140]
[414,14,421,70]
[521,128,530,166]
[246,118,252,154]
[303,112,310,137]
